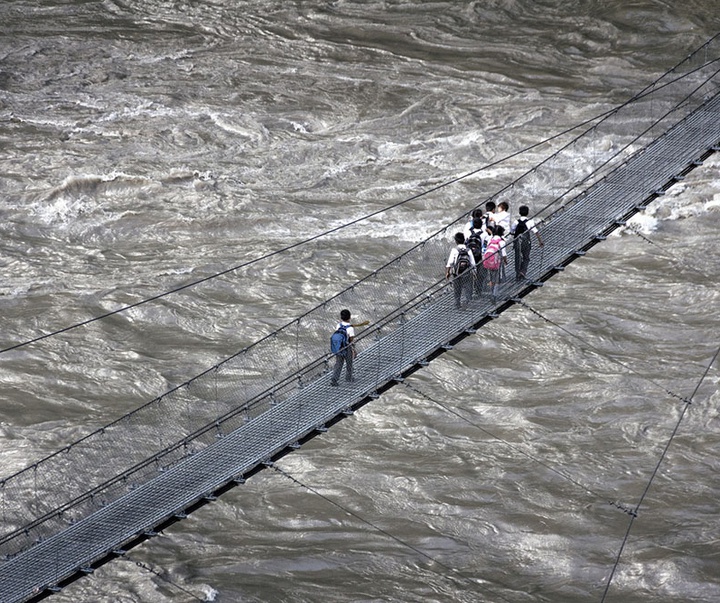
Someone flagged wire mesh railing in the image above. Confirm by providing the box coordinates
[1,34,719,565]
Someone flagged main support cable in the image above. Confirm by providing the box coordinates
[268,462,514,603]
[0,101,595,356]
[2,51,718,357]
[532,60,720,221]
[599,344,720,603]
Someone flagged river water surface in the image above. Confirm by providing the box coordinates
[1,2,719,602]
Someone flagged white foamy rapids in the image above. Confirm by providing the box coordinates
[614,155,720,235]
[200,585,219,601]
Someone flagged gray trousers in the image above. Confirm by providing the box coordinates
[453,270,474,307]
[331,350,354,383]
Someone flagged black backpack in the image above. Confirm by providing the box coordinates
[466,230,484,261]
[453,247,472,276]
[514,218,529,237]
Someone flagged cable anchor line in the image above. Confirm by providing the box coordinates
[122,555,207,602]
[600,343,720,602]
[515,299,689,405]
[268,462,515,603]
[609,501,638,518]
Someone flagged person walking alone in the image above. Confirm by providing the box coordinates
[330,309,356,385]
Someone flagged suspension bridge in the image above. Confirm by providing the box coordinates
[1,36,719,602]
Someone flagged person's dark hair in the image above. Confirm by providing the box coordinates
[472,217,483,229]
[485,201,496,212]
[494,224,505,237]
[519,205,530,217]
[498,201,509,212]
[454,232,465,245]
[340,309,351,321]
[472,207,483,219]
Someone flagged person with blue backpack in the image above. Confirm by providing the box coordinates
[330,309,356,386]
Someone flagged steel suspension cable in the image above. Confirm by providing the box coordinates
[599,344,720,603]
[2,50,717,357]
[0,107,610,356]
[530,59,720,220]
[269,462,514,603]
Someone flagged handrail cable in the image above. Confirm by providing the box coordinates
[530,60,720,220]
[269,463,514,603]
[599,344,720,602]
[0,273,448,490]
[0,48,718,597]
[1,49,717,357]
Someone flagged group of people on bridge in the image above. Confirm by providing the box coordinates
[445,201,544,309]
[328,202,544,385]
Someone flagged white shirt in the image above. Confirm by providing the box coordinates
[490,210,511,235]
[511,217,538,234]
[446,244,477,269]
[337,321,355,340]
[463,219,474,241]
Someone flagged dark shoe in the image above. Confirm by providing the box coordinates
[346,377,356,383]
[330,380,339,386]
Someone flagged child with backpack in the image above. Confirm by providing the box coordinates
[330,309,356,385]
[481,224,507,297]
[510,205,544,280]
[463,207,484,241]
[445,232,476,309]
[465,217,489,298]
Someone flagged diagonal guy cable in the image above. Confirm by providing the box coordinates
[517,300,690,405]
[2,50,717,356]
[628,226,713,280]
[600,343,720,602]
[268,462,514,603]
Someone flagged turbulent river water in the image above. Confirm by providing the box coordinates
[1,2,720,602]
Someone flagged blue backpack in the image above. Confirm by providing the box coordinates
[330,324,349,355]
